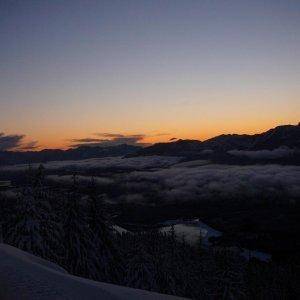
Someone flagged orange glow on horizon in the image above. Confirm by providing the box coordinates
[28,118,299,151]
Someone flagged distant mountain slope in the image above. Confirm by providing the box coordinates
[0,144,141,165]
[0,124,299,165]
[201,134,257,151]
[136,124,300,156]
[0,244,184,300]
[135,139,203,156]
[251,125,300,150]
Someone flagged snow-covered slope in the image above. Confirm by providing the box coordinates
[0,244,186,300]
[112,225,129,234]
[160,219,271,262]
[160,219,222,245]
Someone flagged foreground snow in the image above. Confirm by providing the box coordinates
[0,244,186,300]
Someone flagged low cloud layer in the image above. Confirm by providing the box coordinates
[2,156,181,172]
[19,141,39,151]
[2,155,299,206]
[71,133,150,147]
[228,147,298,160]
[47,175,113,186]
[0,133,38,151]
[124,163,300,204]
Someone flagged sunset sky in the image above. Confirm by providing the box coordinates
[0,0,299,150]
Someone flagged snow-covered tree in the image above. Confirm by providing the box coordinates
[6,166,62,263]
[6,188,45,256]
[124,235,157,291]
[87,181,123,283]
[62,189,95,277]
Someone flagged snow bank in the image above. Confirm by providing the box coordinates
[0,244,186,300]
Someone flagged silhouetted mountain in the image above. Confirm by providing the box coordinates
[1,124,299,165]
[136,124,300,156]
[203,124,300,151]
[201,134,257,151]
[134,139,203,156]
[250,125,300,150]
[0,144,141,165]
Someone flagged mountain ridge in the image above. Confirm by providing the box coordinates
[135,124,300,157]
[0,124,299,165]
[0,144,141,165]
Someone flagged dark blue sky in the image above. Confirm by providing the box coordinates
[0,0,299,148]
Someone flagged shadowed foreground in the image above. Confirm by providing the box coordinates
[0,244,185,300]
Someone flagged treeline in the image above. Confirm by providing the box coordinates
[0,168,298,299]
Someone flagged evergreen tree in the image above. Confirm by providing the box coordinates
[6,166,62,262]
[87,182,123,283]
[62,189,94,277]
[124,234,157,291]
[6,187,45,256]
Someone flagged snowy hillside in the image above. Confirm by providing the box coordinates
[160,218,222,245]
[0,244,186,300]
[160,219,271,262]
